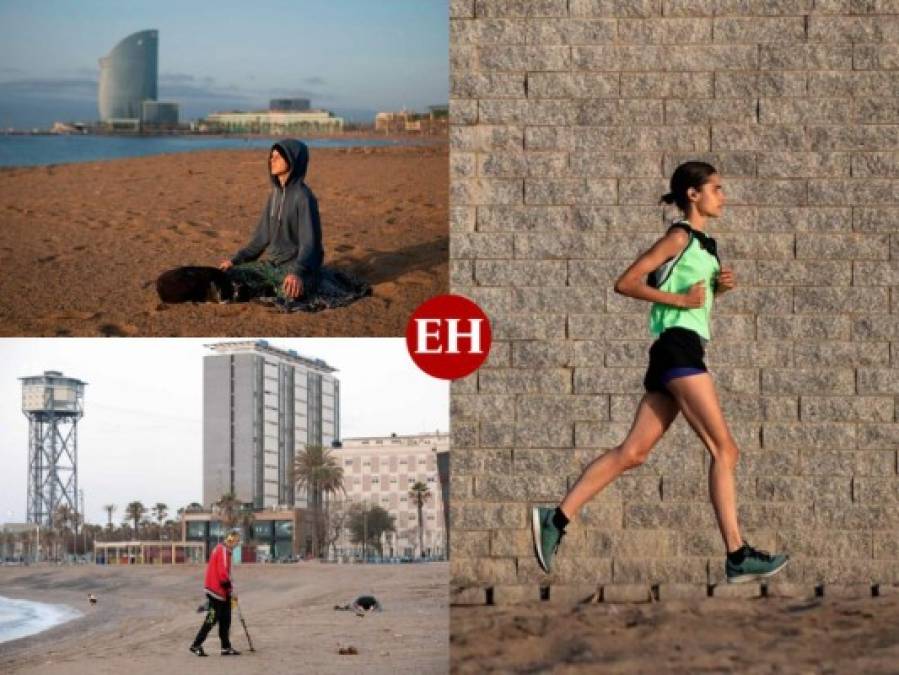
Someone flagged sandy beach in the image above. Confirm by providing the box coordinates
[0,561,448,674]
[451,590,899,673]
[0,142,447,336]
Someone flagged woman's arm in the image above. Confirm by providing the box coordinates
[613,228,702,309]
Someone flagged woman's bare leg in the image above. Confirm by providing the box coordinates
[664,372,743,552]
[559,391,680,520]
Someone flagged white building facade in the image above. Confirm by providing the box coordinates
[334,432,448,559]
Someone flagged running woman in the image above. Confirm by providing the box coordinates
[532,161,789,584]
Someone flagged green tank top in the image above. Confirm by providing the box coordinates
[648,221,721,343]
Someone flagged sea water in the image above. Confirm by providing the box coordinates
[0,134,407,168]
[0,595,82,644]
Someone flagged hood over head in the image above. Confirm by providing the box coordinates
[269,138,309,187]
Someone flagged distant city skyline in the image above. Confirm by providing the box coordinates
[0,1,448,128]
[0,339,448,527]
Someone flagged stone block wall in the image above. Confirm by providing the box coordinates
[449,0,899,602]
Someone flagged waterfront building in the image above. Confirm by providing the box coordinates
[203,340,340,511]
[98,30,159,123]
[333,432,448,559]
[204,109,344,133]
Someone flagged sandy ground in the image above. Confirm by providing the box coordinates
[0,142,447,336]
[0,561,448,674]
[451,592,899,674]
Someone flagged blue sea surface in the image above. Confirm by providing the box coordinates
[0,134,405,168]
[0,595,82,644]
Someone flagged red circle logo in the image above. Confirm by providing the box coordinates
[405,294,492,380]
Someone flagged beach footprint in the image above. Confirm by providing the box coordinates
[97,322,138,337]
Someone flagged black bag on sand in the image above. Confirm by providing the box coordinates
[156,266,242,303]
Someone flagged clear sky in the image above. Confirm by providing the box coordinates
[0,338,449,527]
[0,0,448,128]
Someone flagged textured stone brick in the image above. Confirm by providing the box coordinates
[492,585,542,604]
[574,44,758,71]
[761,369,855,395]
[795,287,888,314]
[452,72,526,98]
[758,315,851,340]
[665,0,813,15]
[528,72,620,99]
[478,45,571,71]
[474,0,568,17]
[858,369,899,394]
[451,0,476,19]
[853,477,899,503]
[665,98,757,125]
[451,448,514,475]
[574,126,709,152]
[475,259,566,286]
[452,556,519,586]
[618,17,711,43]
[451,502,529,530]
[572,0,662,17]
[761,44,852,70]
[808,15,899,42]
[526,19,618,45]
[757,152,850,178]
[548,585,601,604]
[853,152,899,177]
[713,125,808,152]
[801,396,893,422]
[451,19,528,46]
[716,72,808,98]
[760,98,852,126]
[622,72,714,98]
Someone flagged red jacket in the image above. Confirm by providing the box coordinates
[204,543,232,600]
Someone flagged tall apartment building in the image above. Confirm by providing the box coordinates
[203,341,339,510]
[334,432,448,559]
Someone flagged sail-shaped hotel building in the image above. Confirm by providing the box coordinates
[98,30,159,122]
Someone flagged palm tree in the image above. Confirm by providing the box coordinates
[215,492,241,530]
[408,481,432,558]
[293,444,345,558]
[152,503,168,539]
[103,504,116,537]
[125,501,146,538]
[52,504,74,560]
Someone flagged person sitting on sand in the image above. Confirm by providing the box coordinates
[218,139,324,301]
[190,530,242,657]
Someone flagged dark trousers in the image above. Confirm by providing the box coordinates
[192,594,231,649]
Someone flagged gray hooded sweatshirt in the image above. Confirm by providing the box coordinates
[230,139,324,281]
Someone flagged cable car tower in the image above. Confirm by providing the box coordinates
[20,371,86,527]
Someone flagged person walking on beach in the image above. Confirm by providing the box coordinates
[532,161,789,584]
[190,529,242,657]
[219,139,324,301]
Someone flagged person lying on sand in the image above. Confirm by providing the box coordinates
[334,594,382,617]
[219,139,324,300]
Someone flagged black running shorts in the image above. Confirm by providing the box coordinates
[643,327,708,395]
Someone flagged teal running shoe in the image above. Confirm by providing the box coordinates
[725,541,789,584]
[532,506,565,573]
